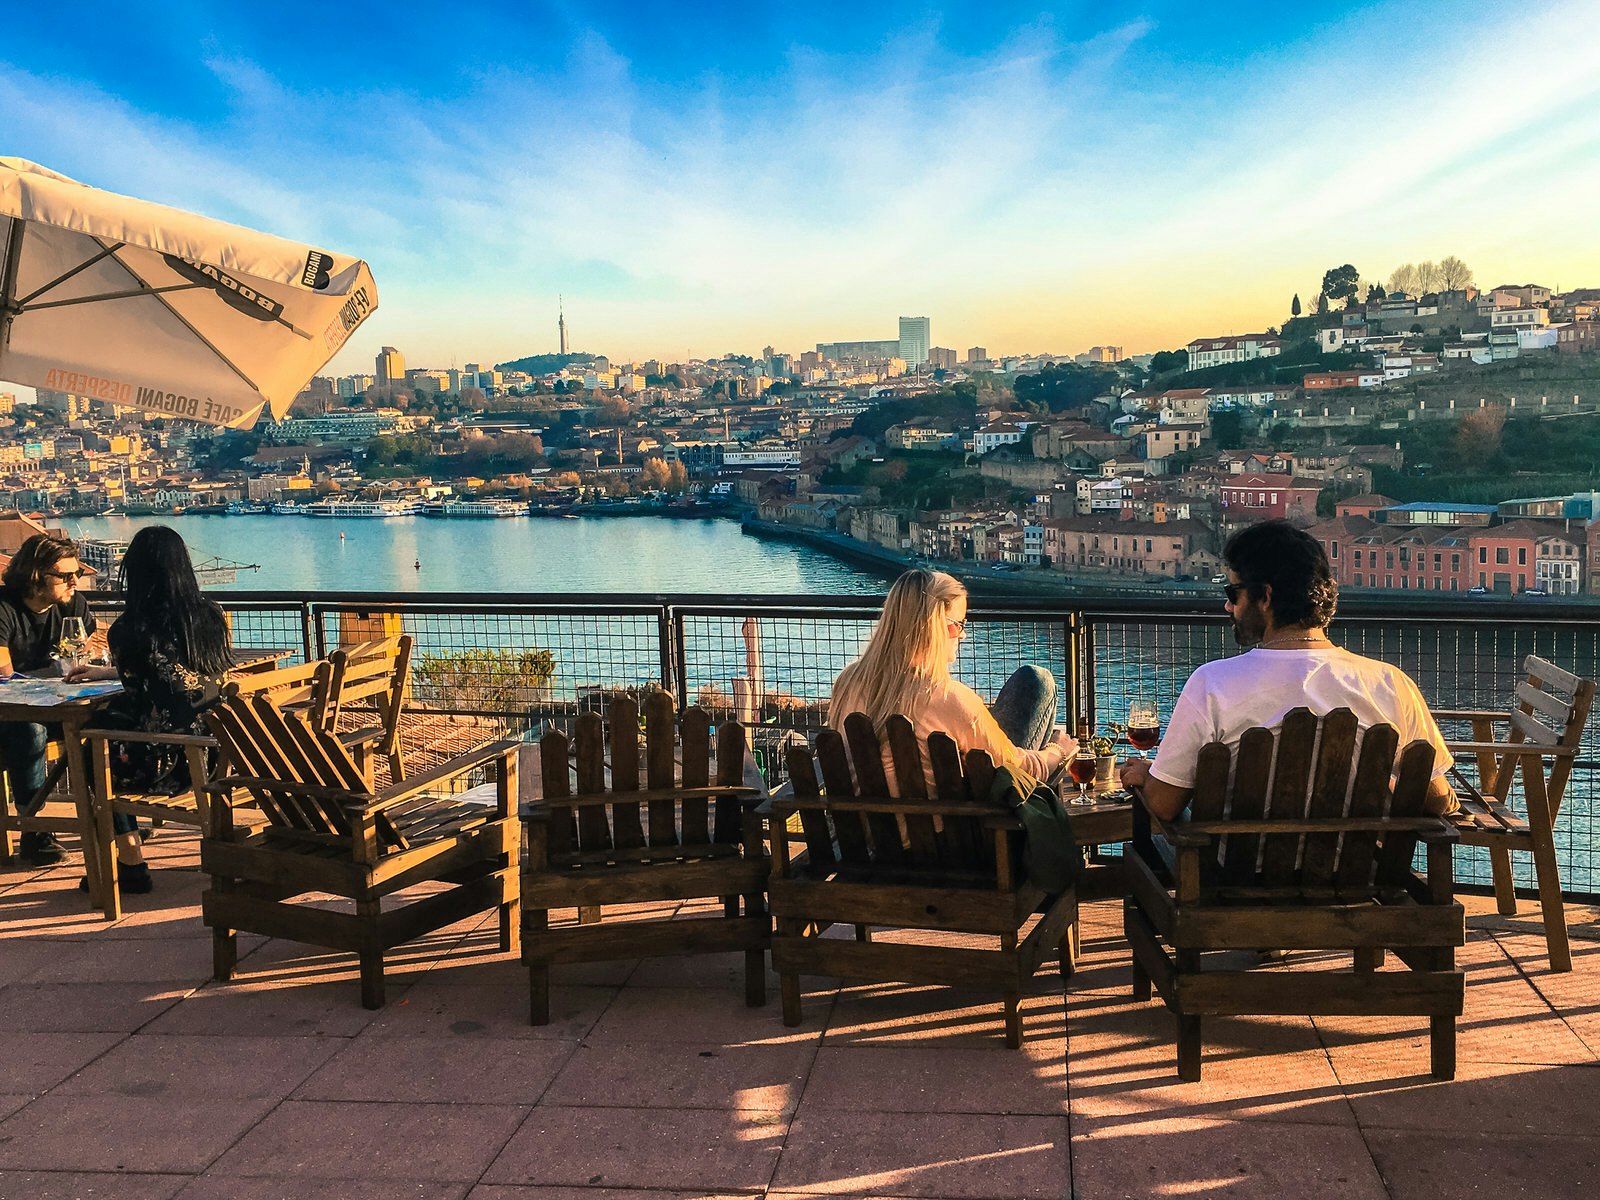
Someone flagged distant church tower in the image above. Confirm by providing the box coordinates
[558,296,568,356]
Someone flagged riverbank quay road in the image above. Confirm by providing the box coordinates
[2,833,1597,1198]
[1,588,1597,1196]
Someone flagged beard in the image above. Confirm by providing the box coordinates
[1232,606,1268,648]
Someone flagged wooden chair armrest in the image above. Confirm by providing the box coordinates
[1431,709,1509,722]
[360,739,521,813]
[532,784,760,811]
[203,776,370,803]
[1444,740,1577,757]
[81,728,219,749]
[1180,817,1450,836]
[1128,784,1209,848]
[337,726,383,749]
[980,812,1025,832]
[1417,823,1462,845]
[771,796,1004,819]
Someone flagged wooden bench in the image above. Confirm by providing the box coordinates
[1435,653,1595,972]
[522,690,768,1024]
[1124,707,1465,1081]
[766,713,1078,1048]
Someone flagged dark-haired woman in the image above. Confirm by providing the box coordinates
[67,526,232,894]
[0,533,96,866]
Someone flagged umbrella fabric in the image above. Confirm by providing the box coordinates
[0,158,378,429]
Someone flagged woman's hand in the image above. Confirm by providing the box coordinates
[1048,729,1079,767]
[64,664,119,683]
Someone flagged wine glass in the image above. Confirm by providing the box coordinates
[1066,749,1097,805]
[1127,698,1161,760]
[59,616,89,669]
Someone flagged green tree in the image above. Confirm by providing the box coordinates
[1320,264,1361,305]
[1210,408,1245,450]
[1149,348,1189,375]
[1290,293,1301,317]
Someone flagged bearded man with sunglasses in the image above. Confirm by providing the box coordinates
[1120,520,1456,825]
[0,533,98,865]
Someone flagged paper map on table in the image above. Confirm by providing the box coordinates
[0,678,123,704]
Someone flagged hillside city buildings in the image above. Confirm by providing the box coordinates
[4,285,1600,598]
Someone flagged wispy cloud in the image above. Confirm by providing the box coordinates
[5,0,1600,369]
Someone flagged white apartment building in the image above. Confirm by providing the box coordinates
[973,420,1028,455]
[898,316,931,368]
[1186,334,1283,371]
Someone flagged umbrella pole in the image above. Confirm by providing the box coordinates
[0,218,23,371]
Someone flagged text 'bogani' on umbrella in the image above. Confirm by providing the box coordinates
[0,157,378,430]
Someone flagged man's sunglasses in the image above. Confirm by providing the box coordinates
[45,570,85,584]
[1222,582,1247,604]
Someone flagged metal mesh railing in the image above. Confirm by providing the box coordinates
[181,589,1600,901]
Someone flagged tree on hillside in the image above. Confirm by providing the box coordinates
[1320,264,1361,305]
[1316,292,1330,315]
[1416,261,1444,294]
[1149,348,1189,374]
[1367,282,1387,302]
[1456,404,1508,461]
[1438,256,1473,290]
[1013,361,1120,411]
[1291,293,1302,317]
[1388,263,1421,297]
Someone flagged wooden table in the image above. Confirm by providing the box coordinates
[229,648,294,675]
[0,679,124,906]
[1058,783,1134,902]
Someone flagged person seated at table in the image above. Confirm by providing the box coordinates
[0,533,97,866]
[829,568,1076,790]
[66,526,232,895]
[1121,519,1457,824]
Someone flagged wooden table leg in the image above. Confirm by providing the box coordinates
[61,714,107,915]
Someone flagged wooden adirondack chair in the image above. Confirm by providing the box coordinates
[1434,654,1595,972]
[327,635,414,788]
[766,713,1079,1048]
[1124,707,1465,1082]
[200,679,521,1008]
[83,659,339,920]
[522,691,767,1024]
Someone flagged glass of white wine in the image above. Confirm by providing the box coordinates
[59,616,89,670]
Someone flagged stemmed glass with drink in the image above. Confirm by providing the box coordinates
[1127,698,1161,759]
[59,616,89,671]
[1066,748,1098,804]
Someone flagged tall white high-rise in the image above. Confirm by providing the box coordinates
[898,316,931,368]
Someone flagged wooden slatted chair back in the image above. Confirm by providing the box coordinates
[783,712,999,875]
[1492,655,1596,817]
[1187,707,1436,898]
[204,675,396,852]
[328,635,413,736]
[233,660,338,731]
[535,690,747,864]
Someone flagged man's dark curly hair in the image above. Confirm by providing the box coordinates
[1,533,79,598]
[1223,520,1338,629]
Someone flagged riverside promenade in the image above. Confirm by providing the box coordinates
[2,827,1597,1199]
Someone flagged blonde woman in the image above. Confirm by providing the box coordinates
[830,569,1076,791]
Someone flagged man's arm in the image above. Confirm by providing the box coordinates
[1424,774,1458,817]
[1119,757,1192,823]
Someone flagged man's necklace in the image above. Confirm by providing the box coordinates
[1257,632,1331,650]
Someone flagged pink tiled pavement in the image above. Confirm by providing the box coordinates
[1,827,1596,1199]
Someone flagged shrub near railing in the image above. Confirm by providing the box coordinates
[412,646,557,713]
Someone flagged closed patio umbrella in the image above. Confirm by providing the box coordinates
[0,157,378,429]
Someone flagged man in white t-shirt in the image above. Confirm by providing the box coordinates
[1121,520,1456,823]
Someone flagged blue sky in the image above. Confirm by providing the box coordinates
[5,1,1599,373]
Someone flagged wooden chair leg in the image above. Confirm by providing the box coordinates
[1529,839,1572,972]
[1354,947,1384,972]
[96,800,122,922]
[1059,924,1076,979]
[212,927,238,982]
[499,894,520,955]
[528,963,551,1025]
[1489,845,1518,915]
[854,925,871,942]
[358,949,386,1010]
[0,781,15,863]
[578,905,601,924]
[998,990,1022,1048]
[744,948,766,1008]
[1430,1014,1456,1080]
[1177,1014,1203,1082]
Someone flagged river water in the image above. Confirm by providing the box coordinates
[67,513,886,595]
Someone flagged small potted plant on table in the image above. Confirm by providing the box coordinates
[1091,724,1122,788]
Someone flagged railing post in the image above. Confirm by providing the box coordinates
[1064,611,1083,731]
[1080,611,1097,728]
[302,602,318,663]
[659,606,684,708]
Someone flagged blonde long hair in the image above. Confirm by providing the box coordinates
[830,569,966,729]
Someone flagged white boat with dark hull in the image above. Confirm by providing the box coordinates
[302,499,420,519]
[422,499,527,518]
